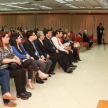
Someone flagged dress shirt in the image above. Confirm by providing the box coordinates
[51,37,65,51]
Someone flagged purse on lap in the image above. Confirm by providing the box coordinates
[8,62,19,70]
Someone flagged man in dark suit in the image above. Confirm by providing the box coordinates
[83,30,93,47]
[23,30,52,84]
[43,29,76,73]
[97,23,105,45]
[34,31,57,75]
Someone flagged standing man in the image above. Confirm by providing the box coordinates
[97,23,104,45]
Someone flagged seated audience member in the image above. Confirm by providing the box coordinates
[10,27,14,33]
[78,30,82,36]
[59,31,79,62]
[4,26,7,31]
[0,31,31,100]
[34,31,57,75]
[65,32,81,61]
[51,30,77,68]
[17,27,19,30]
[23,30,52,83]
[83,30,93,48]
[20,27,23,32]
[43,29,75,73]
[10,33,49,89]
[1,26,4,31]
[0,69,17,107]
[24,27,28,33]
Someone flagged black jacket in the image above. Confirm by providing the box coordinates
[83,33,90,42]
[23,39,43,60]
[43,37,56,54]
[97,26,104,35]
[34,39,48,58]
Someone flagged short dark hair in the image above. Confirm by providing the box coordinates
[63,32,67,35]
[54,30,59,36]
[99,23,102,25]
[26,30,34,39]
[44,29,51,36]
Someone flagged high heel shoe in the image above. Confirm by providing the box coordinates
[39,73,49,79]
[27,83,35,90]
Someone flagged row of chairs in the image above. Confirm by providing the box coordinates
[70,35,97,51]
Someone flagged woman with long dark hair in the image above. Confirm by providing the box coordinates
[10,33,49,90]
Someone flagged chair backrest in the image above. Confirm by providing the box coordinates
[76,36,80,42]
[80,36,83,42]
[23,32,26,38]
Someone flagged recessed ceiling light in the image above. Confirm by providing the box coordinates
[65,0,74,1]
[95,7,102,8]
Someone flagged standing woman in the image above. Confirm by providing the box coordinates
[0,31,31,100]
[10,33,48,90]
[0,69,17,107]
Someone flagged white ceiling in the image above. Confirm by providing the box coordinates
[0,0,108,13]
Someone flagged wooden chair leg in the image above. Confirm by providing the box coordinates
[58,63,60,69]
[33,71,36,84]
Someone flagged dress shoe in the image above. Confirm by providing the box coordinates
[51,72,56,75]
[70,64,77,67]
[2,94,16,100]
[25,91,32,97]
[66,71,73,73]
[43,78,47,80]
[66,67,75,73]
[17,93,29,100]
[36,80,44,84]
[74,60,78,63]
[4,101,17,107]
[48,74,51,77]
[78,59,81,61]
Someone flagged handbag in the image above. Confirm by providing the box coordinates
[8,62,19,70]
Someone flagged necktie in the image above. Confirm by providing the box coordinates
[41,41,44,46]
[49,39,56,49]
[58,39,61,46]
[31,41,40,58]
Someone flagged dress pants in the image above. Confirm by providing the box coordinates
[7,67,26,96]
[35,59,52,81]
[0,69,10,104]
[89,42,93,47]
[72,48,77,60]
[50,53,69,72]
[98,33,102,44]
[59,50,74,65]
[48,56,57,74]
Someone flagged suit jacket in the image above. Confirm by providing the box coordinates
[34,39,47,58]
[23,39,43,60]
[43,37,56,54]
[97,26,104,35]
[83,33,90,42]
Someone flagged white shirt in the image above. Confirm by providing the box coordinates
[51,37,65,51]
[25,29,28,33]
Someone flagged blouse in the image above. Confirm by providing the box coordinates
[0,46,15,69]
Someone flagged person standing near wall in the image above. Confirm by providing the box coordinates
[97,23,104,45]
